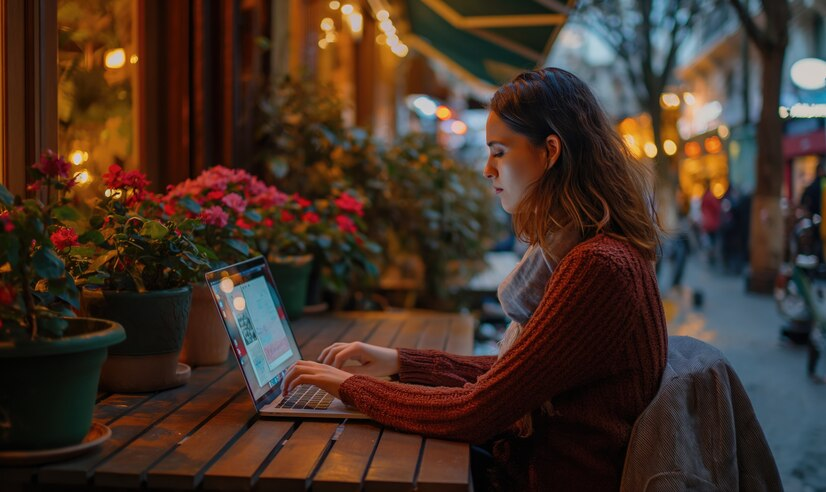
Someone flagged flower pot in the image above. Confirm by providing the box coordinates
[268,254,313,320]
[179,283,230,367]
[81,286,193,393]
[0,317,125,450]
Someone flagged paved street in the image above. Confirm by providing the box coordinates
[661,256,826,491]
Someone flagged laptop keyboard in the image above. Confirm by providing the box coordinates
[275,384,334,410]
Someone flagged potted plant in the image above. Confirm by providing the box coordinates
[162,165,276,365]
[63,164,210,392]
[0,151,125,452]
[253,192,319,319]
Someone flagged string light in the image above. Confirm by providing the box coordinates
[663,139,677,156]
[376,9,390,21]
[104,49,126,69]
[69,150,85,165]
[329,0,340,9]
[341,4,354,15]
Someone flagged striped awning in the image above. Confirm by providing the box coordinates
[404,0,575,91]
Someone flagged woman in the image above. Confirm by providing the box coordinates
[283,67,668,491]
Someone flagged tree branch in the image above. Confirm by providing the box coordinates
[729,0,771,51]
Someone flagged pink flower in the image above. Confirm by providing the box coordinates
[50,226,79,251]
[27,181,42,192]
[0,211,13,232]
[199,206,229,228]
[221,193,247,214]
[335,214,357,234]
[280,210,295,223]
[33,150,71,179]
[0,282,15,306]
[301,212,320,224]
[334,193,364,217]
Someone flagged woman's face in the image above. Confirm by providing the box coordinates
[484,112,548,213]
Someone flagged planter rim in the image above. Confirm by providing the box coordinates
[0,317,126,358]
[81,285,193,298]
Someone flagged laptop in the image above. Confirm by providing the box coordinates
[205,256,368,419]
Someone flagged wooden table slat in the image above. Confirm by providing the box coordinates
[444,316,475,356]
[364,319,404,347]
[93,393,154,424]
[299,320,353,361]
[92,370,245,488]
[312,423,381,492]
[416,439,470,492]
[337,319,379,344]
[145,392,256,490]
[38,364,234,485]
[257,421,339,492]
[292,317,338,347]
[417,320,450,351]
[201,419,294,491]
[364,430,423,492]
[391,318,426,350]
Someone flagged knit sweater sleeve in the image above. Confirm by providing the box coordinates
[396,349,497,387]
[338,240,643,444]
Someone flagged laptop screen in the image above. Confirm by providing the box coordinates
[205,257,302,406]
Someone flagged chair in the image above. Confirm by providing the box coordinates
[620,336,783,491]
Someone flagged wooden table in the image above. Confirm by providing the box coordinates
[1,311,475,491]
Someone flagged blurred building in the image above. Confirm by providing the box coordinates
[677,0,826,204]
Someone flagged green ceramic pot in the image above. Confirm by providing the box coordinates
[0,317,125,450]
[269,254,313,320]
[81,286,193,392]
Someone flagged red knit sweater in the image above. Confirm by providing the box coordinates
[339,235,668,491]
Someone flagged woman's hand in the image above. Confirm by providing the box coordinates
[318,341,400,377]
[282,360,352,399]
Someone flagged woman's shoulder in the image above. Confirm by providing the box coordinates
[561,234,647,274]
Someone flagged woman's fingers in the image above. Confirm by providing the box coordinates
[318,342,345,363]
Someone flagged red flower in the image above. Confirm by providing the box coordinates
[335,214,357,234]
[263,218,274,228]
[292,194,312,208]
[0,282,15,306]
[334,193,364,217]
[50,226,79,251]
[27,181,42,192]
[33,150,71,179]
[280,210,295,223]
[206,190,225,202]
[301,212,320,224]
[103,164,124,188]
[235,218,253,230]
[122,170,151,190]
[163,202,177,216]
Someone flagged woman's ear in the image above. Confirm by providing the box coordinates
[545,135,561,170]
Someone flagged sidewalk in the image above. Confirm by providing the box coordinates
[661,256,826,492]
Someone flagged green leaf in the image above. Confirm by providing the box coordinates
[0,184,13,206]
[37,316,69,338]
[89,249,118,271]
[140,221,169,240]
[78,229,105,245]
[52,205,81,221]
[226,238,250,256]
[244,209,262,222]
[180,196,202,214]
[33,248,65,279]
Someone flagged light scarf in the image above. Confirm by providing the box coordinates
[496,229,580,437]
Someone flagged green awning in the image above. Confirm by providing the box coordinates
[403,0,574,91]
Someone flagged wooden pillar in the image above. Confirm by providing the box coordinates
[1,0,56,195]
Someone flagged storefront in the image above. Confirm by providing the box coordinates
[679,127,730,199]
[783,120,826,205]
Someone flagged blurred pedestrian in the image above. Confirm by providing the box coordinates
[701,183,722,266]
[721,186,746,274]
[670,189,692,289]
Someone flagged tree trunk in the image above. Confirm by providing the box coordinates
[747,47,785,293]
[650,103,677,231]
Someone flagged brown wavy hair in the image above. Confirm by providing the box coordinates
[490,67,661,261]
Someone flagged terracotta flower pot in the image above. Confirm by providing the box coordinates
[179,283,230,367]
[81,286,193,393]
[0,317,125,450]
